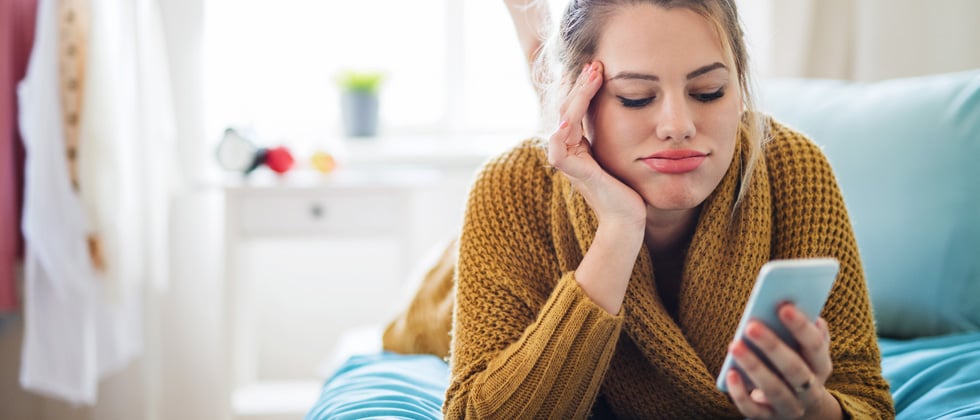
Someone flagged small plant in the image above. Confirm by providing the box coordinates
[336,70,384,94]
[337,70,385,137]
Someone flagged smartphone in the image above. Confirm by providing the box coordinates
[715,258,839,393]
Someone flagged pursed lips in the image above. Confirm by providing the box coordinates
[641,149,708,160]
[639,149,708,174]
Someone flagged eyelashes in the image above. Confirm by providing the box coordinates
[692,90,725,102]
[616,89,725,108]
[618,97,654,108]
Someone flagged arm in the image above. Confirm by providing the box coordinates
[503,0,550,71]
[443,143,625,419]
[445,62,647,418]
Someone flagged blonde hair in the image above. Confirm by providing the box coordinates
[533,0,767,206]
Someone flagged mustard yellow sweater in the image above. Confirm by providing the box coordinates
[440,120,894,419]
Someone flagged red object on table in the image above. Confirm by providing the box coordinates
[265,146,294,174]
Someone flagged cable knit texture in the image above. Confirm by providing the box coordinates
[385,119,894,418]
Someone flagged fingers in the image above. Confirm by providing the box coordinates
[728,304,836,418]
[729,338,806,417]
[725,368,774,419]
[548,61,603,178]
[778,305,833,379]
[548,118,578,160]
[558,61,604,139]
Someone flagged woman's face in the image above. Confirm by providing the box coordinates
[585,4,742,212]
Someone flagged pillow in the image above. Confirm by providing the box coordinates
[306,352,449,420]
[758,70,980,339]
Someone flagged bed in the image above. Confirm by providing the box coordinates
[306,69,980,419]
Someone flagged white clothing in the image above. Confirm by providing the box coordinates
[16,0,175,405]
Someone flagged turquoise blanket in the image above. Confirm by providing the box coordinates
[308,332,980,419]
[305,352,448,420]
[881,331,980,419]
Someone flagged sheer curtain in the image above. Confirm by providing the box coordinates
[739,0,980,81]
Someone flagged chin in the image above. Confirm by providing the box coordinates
[643,192,706,211]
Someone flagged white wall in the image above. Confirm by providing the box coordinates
[157,0,229,419]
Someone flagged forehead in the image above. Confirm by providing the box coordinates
[595,4,729,77]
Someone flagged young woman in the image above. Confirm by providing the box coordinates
[442,0,894,418]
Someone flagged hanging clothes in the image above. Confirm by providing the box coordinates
[57,0,109,274]
[76,0,177,300]
[17,0,176,405]
[1,0,37,313]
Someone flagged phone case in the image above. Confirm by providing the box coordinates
[715,258,839,393]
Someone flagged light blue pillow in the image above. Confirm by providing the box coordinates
[758,70,980,339]
[306,352,449,420]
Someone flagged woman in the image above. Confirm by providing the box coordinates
[441,0,894,418]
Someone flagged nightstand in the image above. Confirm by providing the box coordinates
[221,167,448,419]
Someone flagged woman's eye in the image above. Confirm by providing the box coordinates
[617,96,654,108]
[692,89,725,102]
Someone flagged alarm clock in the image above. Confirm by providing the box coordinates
[216,127,261,174]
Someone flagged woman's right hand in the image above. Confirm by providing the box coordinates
[548,61,646,229]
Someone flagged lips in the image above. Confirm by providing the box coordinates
[641,149,707,174]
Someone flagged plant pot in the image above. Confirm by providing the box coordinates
[341,91,379,138]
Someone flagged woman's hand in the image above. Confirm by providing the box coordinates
[725,304,843,420]
[548,62,646,228]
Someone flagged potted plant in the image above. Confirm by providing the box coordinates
[336,70,384,138]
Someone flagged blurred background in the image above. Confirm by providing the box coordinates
[1,0,978,419]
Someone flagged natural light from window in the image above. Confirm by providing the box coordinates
[204,1,551,155]
[203,0,768,156]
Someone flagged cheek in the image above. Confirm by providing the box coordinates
[590,102,648,151]
[702,100,742,152]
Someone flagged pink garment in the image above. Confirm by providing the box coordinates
[1,0,37,312]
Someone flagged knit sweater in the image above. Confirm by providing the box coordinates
[441,120,894,419]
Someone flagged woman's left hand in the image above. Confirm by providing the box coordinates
[724,304,843,420]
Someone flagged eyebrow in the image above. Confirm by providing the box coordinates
[608,62,728,82]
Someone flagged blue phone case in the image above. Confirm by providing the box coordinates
[715,258,839,393]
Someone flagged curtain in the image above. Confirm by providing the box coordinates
[0,0,36,314]
[741,0,980,81]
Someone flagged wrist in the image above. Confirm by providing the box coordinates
[805,389,843,420]
[596,218,646,240]
[575,221,645,315]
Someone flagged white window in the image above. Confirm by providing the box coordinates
[204,1,557,153]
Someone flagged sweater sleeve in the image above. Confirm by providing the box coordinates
[766,124,895,419]
[443,142,624,419]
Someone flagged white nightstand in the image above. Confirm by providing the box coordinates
[221,167,449,419]
[219,134,516,419]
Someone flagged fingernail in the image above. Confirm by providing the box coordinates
[728,370,740,384]
[780,305,797,322]
[729,341,744,357]
[558,120,569,129]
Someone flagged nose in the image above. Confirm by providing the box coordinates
[655,93,695,141]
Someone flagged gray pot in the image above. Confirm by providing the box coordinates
[341,91,379,137]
